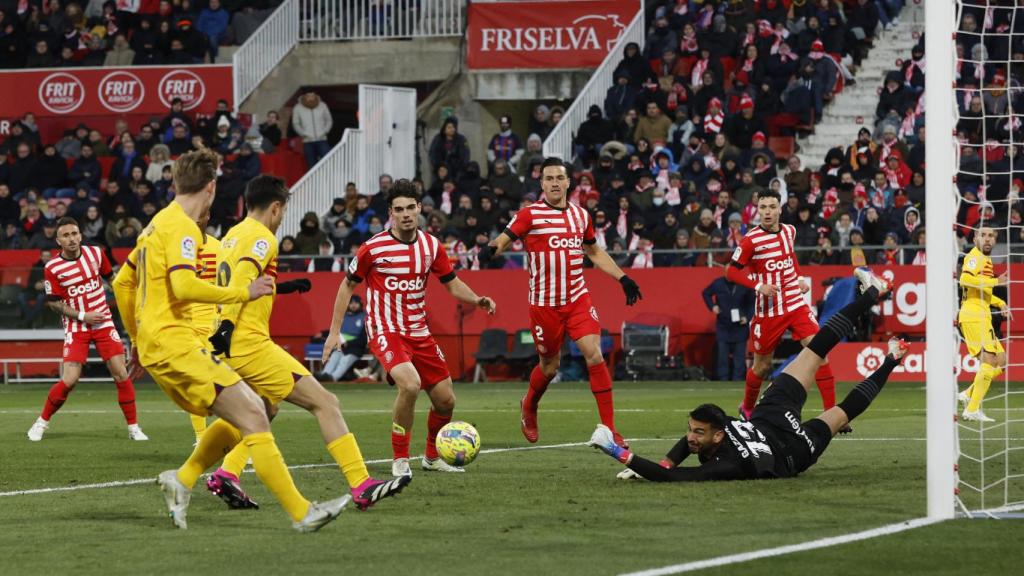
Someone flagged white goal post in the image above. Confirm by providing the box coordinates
[925,0,957,520]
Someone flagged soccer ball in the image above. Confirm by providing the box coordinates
[435,421,481,466]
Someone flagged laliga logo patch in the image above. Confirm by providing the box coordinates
[856,346,887,378]
[181,236,197,260]
[537,343,546,354]
[347,257,358,274]
[44,280,52,294]
[590,306,599,321]
[253,239,270,259]
[754,341,761,351]
[732,246,742,261]
[385,351,395,364]
[110,329,122,343]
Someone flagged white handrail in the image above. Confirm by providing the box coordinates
[299,0,464,42]
[282,128,364,241]
[542,8,645,161]
[233,0,300,107]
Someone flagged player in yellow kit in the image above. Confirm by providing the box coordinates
[204,174,410,511]
[187,214,222,442]
[112,149,349,532]
[957,227,1010,422]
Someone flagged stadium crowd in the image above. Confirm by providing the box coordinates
[5,0,1020,274]
[0,0,279,68]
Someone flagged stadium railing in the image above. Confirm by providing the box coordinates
[281,84,417,239]
[542,7,645,162]
[233,0,301,107]
[298,0,465,41]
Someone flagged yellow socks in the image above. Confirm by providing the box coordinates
[221,443,251,477]
[189,414,208,441]
[967,363,1002,412]
[245,432,310,522]
[177,418,242,488]
[327,433,371,489]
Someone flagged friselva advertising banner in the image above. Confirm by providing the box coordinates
[467,0,640,70]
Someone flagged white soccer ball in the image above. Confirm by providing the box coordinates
[435,421,481,466]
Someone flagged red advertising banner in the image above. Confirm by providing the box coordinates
[827,342,1018,382]
[0,65,232,119]
[467,0,640,70]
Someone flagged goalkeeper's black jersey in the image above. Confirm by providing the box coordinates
[664,418,782,481]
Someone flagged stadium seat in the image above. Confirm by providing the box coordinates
[507,328,537,377]
[768,136,796,164]
[473,328,509,383]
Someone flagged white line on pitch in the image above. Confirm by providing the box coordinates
[1,407,1017,416]
[619,517,946,576]
[0,440,597,498]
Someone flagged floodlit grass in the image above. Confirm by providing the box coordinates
[0,380,1020,575]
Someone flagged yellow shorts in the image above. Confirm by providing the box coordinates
[960,321,1004,357]
[226,343,311,405]
[147,347,242,416]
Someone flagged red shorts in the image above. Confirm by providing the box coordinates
[63,327,126,364]
[369,332,451,388]
[749,306,819,355]
[528,293,602,358]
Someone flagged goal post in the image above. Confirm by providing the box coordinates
[925,0,957,521]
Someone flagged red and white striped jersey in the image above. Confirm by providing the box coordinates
[730,224,806,318]
[506,201,596,307]
[348,230,455,338]
[43,245,114,333]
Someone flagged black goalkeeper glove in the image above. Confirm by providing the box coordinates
[619,275,642,306]
[276,278,312,294]
[208,320,235,357]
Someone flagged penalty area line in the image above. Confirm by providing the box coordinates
[619,517,946,576]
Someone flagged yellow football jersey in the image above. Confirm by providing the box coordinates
[133,201,249,365]
[959,246,1006,324]
[192,235,222,338]
[218,217,279,356]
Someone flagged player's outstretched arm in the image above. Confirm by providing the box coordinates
[169,267,269,304]
[444,277,496,314]
[323,277,358,364]
[583,243,642,305]
[488,231,514,257]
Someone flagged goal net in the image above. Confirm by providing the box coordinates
[947,0,1024,518]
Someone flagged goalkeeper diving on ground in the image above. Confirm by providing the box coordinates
[589,267,908,482]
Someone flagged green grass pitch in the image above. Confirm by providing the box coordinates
[0,380,1021,575]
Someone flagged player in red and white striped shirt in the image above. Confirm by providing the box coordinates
[26,217,147,442]
[490,158,643,448]
[725,190,839,429]
[323,181,496,477]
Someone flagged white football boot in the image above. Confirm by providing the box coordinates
[961,409,995,423]
[421,457,465,473]
[27,417,49,441]
[157,470,192,530]
[128,424,149,441]
[293,495,351,533]
[392,457,412,478]
[854,266,892,297]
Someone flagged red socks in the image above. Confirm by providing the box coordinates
[588,363,616,430]
[115,379,138,425]
[815,364,836,410]
[524,365,553,409]
[41,380,72,421]
[391,424,411,460]
[425,410,452,460]
[742,369,763,413]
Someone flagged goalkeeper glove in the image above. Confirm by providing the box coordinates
[276,278,312,294]
[619,275,642,306]
[208,320,235,357]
